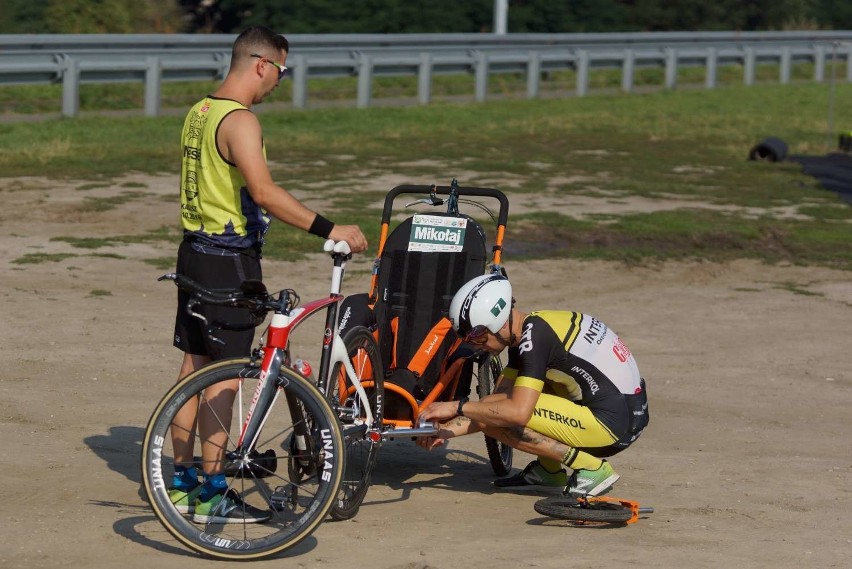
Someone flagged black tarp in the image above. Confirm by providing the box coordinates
[788,152,852,205]
[750,137,852,205]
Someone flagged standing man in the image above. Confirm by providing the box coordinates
[167,26,368,524]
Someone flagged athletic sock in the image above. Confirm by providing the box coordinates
[538,457,564,473]
[172,465,198,490]
[199,472,228,502]
[562,449,603,472]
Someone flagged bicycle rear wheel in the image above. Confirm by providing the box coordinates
[326,326,384,521]
[476,354,512,476]
[534,496,634,523]
[141,359,344,560]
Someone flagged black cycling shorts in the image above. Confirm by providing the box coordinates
[172,239,263,360]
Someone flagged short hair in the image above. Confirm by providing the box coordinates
[232,26,289,63]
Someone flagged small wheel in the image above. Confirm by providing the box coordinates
[534,496,634,523]
[326,326,384,521]
[476,354,512,476]
[140,359,344,560]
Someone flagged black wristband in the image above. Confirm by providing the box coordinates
[308,214,335,238]
[457,397,469,417]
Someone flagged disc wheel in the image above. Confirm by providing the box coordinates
[475,353,512,476]
[534,496,634,523]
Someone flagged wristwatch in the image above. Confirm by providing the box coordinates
[457,397,469,417]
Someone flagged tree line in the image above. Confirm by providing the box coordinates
[2,0,851,34]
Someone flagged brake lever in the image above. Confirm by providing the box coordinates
[186,297,225,344]
[405,197,445,207]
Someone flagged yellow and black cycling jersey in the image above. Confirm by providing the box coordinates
[504,311,644,437]
[179,96,271,250]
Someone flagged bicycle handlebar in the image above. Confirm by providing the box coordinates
[160,239,354,314]
[323,238,352,258]
[158,272,282,312]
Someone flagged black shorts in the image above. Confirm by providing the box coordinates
[587,378,649,458]
[172,239,263,360]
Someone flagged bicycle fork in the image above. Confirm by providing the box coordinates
[237,347,286,452]
[228,347,317,475]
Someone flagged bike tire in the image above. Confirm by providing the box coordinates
[476,354,513,476]
[140,359,344,560]
[325,326,384,521]
[534,496,634,523]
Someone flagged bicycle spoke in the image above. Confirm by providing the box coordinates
[141,361,343,559]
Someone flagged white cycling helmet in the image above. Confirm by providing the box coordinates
[449,274,513,339]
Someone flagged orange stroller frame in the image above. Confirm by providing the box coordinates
[357,180,513,475]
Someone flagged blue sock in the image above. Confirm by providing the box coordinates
[199,472,227,501]
[172,465,198,490]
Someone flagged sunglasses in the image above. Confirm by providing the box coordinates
[464,325,490,344]
[250,53,288,80]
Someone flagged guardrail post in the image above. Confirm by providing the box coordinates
[705,47,717,89]
[291,55,307,109]
[621,48,635,93]
[475,51,489,102]
[664,48,678,89]
[780,47,792,84]
[847,45,852,82]
[576,49,589,97]
[418,52,432,105]
[62,58,80,118]
[814,45,825,82]
[357,54,373,108]
[526,50,540,99]
[144,56,162,117]
[215,52,230,80]
[743,47,756,86]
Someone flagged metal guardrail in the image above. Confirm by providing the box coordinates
[2,31,852,117]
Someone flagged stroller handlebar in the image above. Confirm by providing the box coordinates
[383,184,509,227]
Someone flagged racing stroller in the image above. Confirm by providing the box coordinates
[339,179,513,476]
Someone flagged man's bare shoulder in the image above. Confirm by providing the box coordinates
[220,107,260,131]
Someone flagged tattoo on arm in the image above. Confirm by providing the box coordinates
[498,425,527,444]
[499,426,549,447]
[519,430,546,446]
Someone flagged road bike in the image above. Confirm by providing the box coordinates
[140,240,384,559]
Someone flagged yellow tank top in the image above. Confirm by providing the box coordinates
[179,96,270,249]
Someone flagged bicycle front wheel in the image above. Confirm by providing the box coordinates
[476,354,513,476]
[534,496,634,523]
[140,359,344,560]
[326,326,384,521]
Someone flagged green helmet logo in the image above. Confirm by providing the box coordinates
[490,297,507,317]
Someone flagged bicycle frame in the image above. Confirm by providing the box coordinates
[236,240,376,455]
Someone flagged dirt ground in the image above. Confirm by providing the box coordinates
[1,174,850,569]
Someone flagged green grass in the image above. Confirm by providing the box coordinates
[89,289,113,297]
[508,209,852,269]
[2,78,851,268]
[53,226,180,249]
[12,253,78,264]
